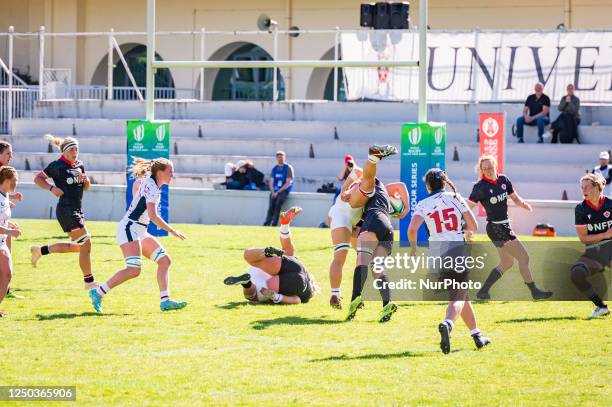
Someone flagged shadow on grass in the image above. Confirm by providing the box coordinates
[251,316,342,330]
[310,350,424,362]
[496,316,579,324]
[216,301,253,310]
[35,312,132,321]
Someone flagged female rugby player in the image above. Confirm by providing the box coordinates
[572,173,610,318]
[468,155,552,300]
[0,167,22,317]
[327,161,363,309]
[408,168,491,353]
[224,207,319,304]
[344,144,408,323]
[88,158,187,313]
[31,135,98,290]
[0,142,24,299]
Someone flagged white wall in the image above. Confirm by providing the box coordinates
[12,183,580,237]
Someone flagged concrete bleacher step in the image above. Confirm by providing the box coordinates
[12,118,611,147]
[32,100,612,126]
[5,134,608,169]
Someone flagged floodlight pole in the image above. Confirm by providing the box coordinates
[146,0,155,121]
[418,0,428,123]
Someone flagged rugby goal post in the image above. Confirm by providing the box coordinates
[145,0,429,122]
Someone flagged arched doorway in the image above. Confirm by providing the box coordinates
[212,43,284,101]
[90,43,175,99]
[306,47,346,101]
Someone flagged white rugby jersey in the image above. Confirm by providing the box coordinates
[122,177,161,225]
[413,191,469,242]
[0,192,11,244]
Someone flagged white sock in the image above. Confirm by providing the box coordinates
[331,288,341,297]
[470,328,481,336]
[444,319,454,331]
[160,290,170,302]
[96,283,110,297]
[280,224,291,239]
[367,154,380,164]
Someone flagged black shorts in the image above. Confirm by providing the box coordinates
[56,205,85,233]
[486,222,516,248]
[581,240,612,270]
[278,256,313,303]
[360,211,394,254]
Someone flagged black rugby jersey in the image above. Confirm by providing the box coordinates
[575,196,612,239]
[468,175,514,222]
[364,178,391,217]
[43,156,86,208]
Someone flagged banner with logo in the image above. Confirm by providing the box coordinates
[400,122,446,245]
[478,113,505,217]
[126,120,170,237]
[341,31,612,103]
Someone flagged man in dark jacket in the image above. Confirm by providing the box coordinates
[551,83,580,144]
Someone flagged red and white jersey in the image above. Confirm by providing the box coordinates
[413,191,469,242]
[0,192,11,245]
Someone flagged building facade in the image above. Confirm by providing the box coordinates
[1,0,610,100]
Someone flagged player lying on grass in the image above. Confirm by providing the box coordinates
[0,167,22,318]
[468,155,552,300]
[327,159,363,309]
[32,135,99,291]
[88,158,188,313]
[224,207,319,304]
[344,144,409,323]
[572,173,611,318]
[408,168,491,354]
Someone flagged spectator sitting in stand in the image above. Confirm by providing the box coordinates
[551,83,581,144]
[515,82,551,144]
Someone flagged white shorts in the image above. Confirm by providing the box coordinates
[116,219,152,246]
[248,266,273,302]
[328,200,363,231]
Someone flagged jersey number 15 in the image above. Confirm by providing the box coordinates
[429,208,459,233]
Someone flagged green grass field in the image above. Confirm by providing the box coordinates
[0,220,609,406]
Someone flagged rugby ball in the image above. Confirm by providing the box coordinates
[386,182,408,218]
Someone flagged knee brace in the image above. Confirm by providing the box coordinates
[356,246,374,257]
[358,185,375,198]
[72,234,90,246]
[149,247,167,264]
[334,243,351,253]
[125,256,142,269]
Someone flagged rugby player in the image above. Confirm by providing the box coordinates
[572,173,611,318]
[0,167,22,317]
[31,136,98,290]
[224,207,319,305]
[345,144,407,323]
[408,168,491,353]
[0,142,24,299]
[468,155,552,300]
[88,158,187,313]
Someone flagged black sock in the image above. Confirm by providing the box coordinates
[241,281,253,289]
[377,274,391,307]
[480,268,502,293]
[588,293,606,308]
[351,265,369,301]
[525,281,538,294]
[83,274,94,284]
[41,245,50,255]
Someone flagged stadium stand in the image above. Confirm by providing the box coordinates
[7,100,611,201]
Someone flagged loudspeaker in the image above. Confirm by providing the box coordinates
[360,3,375,27]
[374,2,390,29]
[389,2,409,29]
